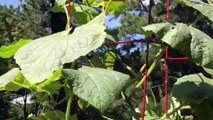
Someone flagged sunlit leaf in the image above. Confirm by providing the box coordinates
[3,72,34,91]
[63,66,130,112]
[55,0,66,6]
[0,39,31,58]
[0,69,35,91]
[14,12,106,84]
[0,68,20,88]
[208,0,213,5]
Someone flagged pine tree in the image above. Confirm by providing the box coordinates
[14,0,51,40]
[0,1,52,119]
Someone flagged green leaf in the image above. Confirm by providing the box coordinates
[204,68,213,78]
[50,3,99,24]
[0,69,35,91]
[72,4,99,24]
[180,0,213,22]
[63,66,130,112]
[0,39,31,58]
[88,52,105,68]
[74,4,99,15]
[3,72,34,91]
[144,115,160,120]
[36,69,62,95]
[50,2,65,13]
[55,0,66,6]
[105,1,126,15]
[82,0,126,15]
[208,0,213,5]
[141,22,174,38]
[78,99,89,110]
[160,23,213,69]
[103,51,116,69]
[190,99,213,120]
[28,110,66,120]
[162,23,192,56]
[0,68,20,88]
[189,26,213,69]
[172,73,213,103]
[14,12,106,84]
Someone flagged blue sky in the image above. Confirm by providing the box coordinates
[0,0,21,7]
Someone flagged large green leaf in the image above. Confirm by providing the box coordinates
[172,73,213,103]
[189,26,213,68]
[14,12,106,84]
[141,22,174,38]
[159,23,213,69]
[162,23,192,56]
[173,73,213,120]
[180,0,213,22]
[63,66,130,112]
[0,39,31,58]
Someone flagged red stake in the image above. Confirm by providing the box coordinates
[164,0,171,116]
[67,0,71,27]
[164,60,168,115]
[166,0,171,22]
[142,69,148,120]
[166,57,188,61]
[164,0,188,116]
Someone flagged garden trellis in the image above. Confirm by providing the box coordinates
[65,0,194,119]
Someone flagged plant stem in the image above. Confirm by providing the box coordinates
[65,85,73,120]
[136,47,166,88]
[63,5,71,33]
[105,0,113,13]
[71,60,77,69]
[55,97,66,107]
[107,50,137,77]
[160,102,187,119]
[12,81,31,90]
[149,87,157,106]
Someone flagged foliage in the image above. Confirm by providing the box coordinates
[0,0,213,120]
[0,39,31,58]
